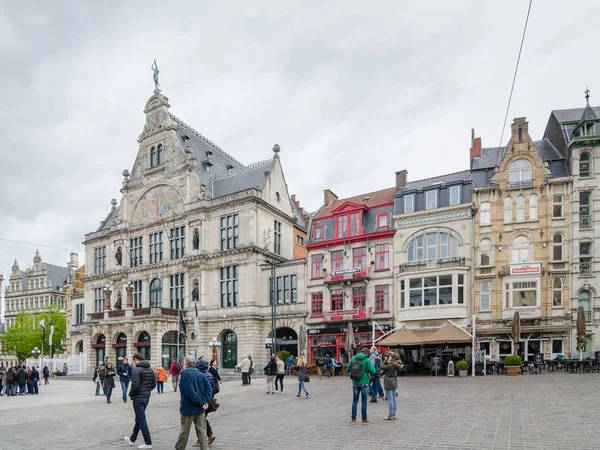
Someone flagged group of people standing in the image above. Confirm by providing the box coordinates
[0,365,48,396]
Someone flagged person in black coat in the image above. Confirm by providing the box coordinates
[42,366,50,385]
[125,353,156,448]
[31,367,40,395]
[16,367,27,395]
[102,362,116,403]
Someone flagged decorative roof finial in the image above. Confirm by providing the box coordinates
[585,84,590,104]
[272,144,281,159]
[151,59,160,93]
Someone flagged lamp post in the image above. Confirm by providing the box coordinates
[209,337,221,365]
[31,347,41,359]
[261,260,282,355]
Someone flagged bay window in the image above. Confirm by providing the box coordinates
[336,212,362,238]
[406,230,458,262]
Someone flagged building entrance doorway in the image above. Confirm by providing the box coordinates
[162,330,185,369]
[221,331,237,368]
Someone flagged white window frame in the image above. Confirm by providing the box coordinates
[479,238,493,266]
[503,277,540,309]
[504,197,512,223]
[425,190,437,210]
[551,234,563,262]
[516,195,526,222]
[552,277,563,307]
[529,194,538,221]
[511,236,531,263]
[509,159,533,186]
[480,201,491,226]
[479,281,491,311]
[552,194,563,218]
[404,194,414,213]
[449,186,461,205]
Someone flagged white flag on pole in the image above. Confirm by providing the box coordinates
[39,318,46,330]
[49,320,54,347]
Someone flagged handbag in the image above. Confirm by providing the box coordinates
[304,375,310,383]
[207,398,219,413]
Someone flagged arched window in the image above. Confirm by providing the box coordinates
[511,235,531,263]
[552,234,563,261]
[479,238,493,266]
[579,290,591,323]
[150,147,156,168]
[157,144,163,165]
[552,278,563,307]
[516,195,526,222]
[504,196,512,223]
[406,230,459,262]
[529,194,538,221]
[509,159,532,187]
[480,281,491,311]
[480,201,491,226]
[580,152,591,177]
[150,278,162,307]
[275,192,281,202]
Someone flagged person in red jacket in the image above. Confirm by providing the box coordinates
[170,360,182,392]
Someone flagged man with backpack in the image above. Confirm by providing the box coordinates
[369,347,384,402]
[170,360,182,392]
[347,347,376,424]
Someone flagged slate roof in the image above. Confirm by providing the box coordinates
[397,170,472,193]
[45,263,68,290]
[211,160,273,199]
[314,187,396,220]
[574,103,599,133]
[551,106,600,124]
[290,198,308,230]
[97,206,118,232]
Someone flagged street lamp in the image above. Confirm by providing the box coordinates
[209,337,221,364]
[261,260,282,355]
[31,347,40,359]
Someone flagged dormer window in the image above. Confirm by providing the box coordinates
[202,159,213,173]
[580,152,592,177]
[150,144,163,168]
[313,225,324,240]
[425,190,437,210]
[205,150,213,157]
[335,212,362,238]
[376,213,389,229]
[583,123,595,137]
[509,159,532,188]
[226,164,234,170]
[449,185,461,205]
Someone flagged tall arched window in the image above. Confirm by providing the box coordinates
[150,147,156,167]
[480,281,491,311]
[479,238,493,266]
[552,278,563,307]
[516,195,526,222]
[529,194,538,221]
[157,144,163,165]
[406,230,459,262]
[504,196,512,223]
[579,291,591,323]
[509,159,532,187]
[580,152,591,177]
[150,278,162,307]
[552,234,563,261]
[511,235,531,263]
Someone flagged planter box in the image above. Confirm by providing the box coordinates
[506,366,520,376]
[458,370,468,377]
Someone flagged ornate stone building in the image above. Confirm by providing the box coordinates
[471,117,572,360]
[544,98,600,357]
[71,89,307,370]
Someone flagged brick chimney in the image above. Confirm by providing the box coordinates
[395,170,408,188]
[324,189,338,205]
[469,128,482,169]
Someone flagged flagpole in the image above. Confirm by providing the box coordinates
[177,308,180,365]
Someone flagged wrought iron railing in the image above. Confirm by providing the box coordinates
[399,257,466,273]
[580,215,592,228]
[580,262,593,277]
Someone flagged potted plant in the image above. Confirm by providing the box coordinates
[504,355,522,376]
[455,360,469,377]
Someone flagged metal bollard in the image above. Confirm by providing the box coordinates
[447,360,454,377]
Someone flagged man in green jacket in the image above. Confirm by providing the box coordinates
[347,348,376,424]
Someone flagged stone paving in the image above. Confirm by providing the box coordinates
[1,372,600,449]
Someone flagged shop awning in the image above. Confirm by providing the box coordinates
[477,325,572,336]
[378,328,422,347]
[422,324,473,345]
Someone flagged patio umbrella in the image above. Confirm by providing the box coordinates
[512,311,521,351]
[577,306,586,360]
[298,325,306,356]
[345,322,356,359]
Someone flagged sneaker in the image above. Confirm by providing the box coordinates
[369,399,377,403]
[306,393,310,399]
[391,415,396,420]
[350,419,357,424]
[296,394,301,398]
[138,445,153,449]
[383,415,393,421]
[192,443,200,448]
[124,436,135,446]
[378,395,385,399]
[208,435,216,445]
[362,419,373,425]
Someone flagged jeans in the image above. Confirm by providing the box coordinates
[172,375,180,391]
[131,396,152,445]
[156,381,164,393]
[325,366,333,378]
[1,385,7,395]
[298,380,308,396]
[176,413,206,450]
[275,374,285,391]
[32,380,39,395]
[27,381,33,394]
[19,383,26,394]
[11,385,17,395]
[351,384,369,421]
[369,375,384,399]
[120,380,130,402]
[95,381,101,395]
[385,389,397,416]
[105,387,113,402]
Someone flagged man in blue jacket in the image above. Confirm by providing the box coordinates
[117,357,134,403]
[175,356,212,450]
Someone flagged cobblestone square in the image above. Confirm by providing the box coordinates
[2,373,600,450]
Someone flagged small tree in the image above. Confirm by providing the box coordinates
[0,311,38,364]
[276,350,291,364]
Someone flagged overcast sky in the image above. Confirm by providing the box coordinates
[1,1,599,300]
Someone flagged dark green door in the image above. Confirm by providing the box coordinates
[222,331,237,368]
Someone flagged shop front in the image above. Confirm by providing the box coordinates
[308,323,391,364]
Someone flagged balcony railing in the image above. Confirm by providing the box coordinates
[108,310,125,318]
[88,307,185,321]
[90,312,104,320]
[580,215,592,228]
[133,308,151,316]
[399,257,466,273]
[580,262,593,277]
[324,267,371,284]
[584,311,592,323]
[323,308,372,322]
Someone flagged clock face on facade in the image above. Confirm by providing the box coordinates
[131,184,184,227]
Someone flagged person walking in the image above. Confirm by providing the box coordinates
[369,347,384,402]
[102,362,116,404]
[264,355,277,395]
[285,354,295,375]
[324,354,334,378]
[274,355,285,394]
[175,356,212,450]
[117,357,134,403]
[296,355,310,399]
[93,367,102,396]
[42,366,50,385]
[381,352,403,421]
[194,359,216,446]
[248,355,254,385]
[31,367,40,395]
[124,353,156,449]
[315,353,324,379]
[347,347,376,425]
[26,367,33,394]
[235,355,251,386]
[208,359,221,394]
[170,359,182,392]
[155,366,167,394]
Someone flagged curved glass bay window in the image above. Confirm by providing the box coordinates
[406,230,459,262]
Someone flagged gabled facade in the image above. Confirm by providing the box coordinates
[544,98,600,357]
[393,169,474,342]
[72,89,307,370]
[306,186,396,364]
[472,117,572,361]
